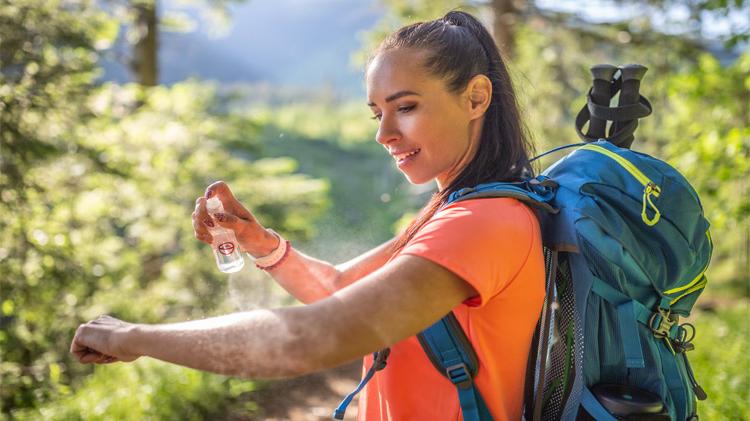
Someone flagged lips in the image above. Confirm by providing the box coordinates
[391,148,421,163]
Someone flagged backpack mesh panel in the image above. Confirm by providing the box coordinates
[531,247,556,396]
[540,253,578,420]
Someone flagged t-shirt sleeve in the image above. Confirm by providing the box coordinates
[398,198,539,307]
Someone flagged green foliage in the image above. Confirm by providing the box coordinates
[252,100,377,148]
[0,0,328,416]
[1,79,328,414]
[0,0,110,194]
[1,0,114,411]
[10,359,258,420]
[691,302,750,419]
[659,52,750,294]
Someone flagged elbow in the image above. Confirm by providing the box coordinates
[274,312,355,378]
[277,330,329,377]
[227,339,314,380]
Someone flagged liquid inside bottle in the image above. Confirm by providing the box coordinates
[206,197,245,273]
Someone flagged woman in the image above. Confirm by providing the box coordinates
[70,10,545,420]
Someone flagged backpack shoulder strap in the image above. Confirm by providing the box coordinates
[417,179,559,421]
[447,177,559,214]
[418,313,493,421]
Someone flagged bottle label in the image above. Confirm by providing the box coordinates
[217,242,235,255]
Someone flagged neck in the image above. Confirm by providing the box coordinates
[436,118,484,192]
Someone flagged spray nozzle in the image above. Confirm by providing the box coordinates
[206,197,224,214]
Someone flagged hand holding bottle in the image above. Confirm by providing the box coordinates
[192,181,281,270]
[204,196,245,273]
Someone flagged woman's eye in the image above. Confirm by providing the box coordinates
[370,105,413,121]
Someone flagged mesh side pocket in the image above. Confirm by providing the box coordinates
[540,254,578,420]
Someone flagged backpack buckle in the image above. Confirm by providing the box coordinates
[648,307,675,338]
[649,308,679,354]
[446,363,473,389]
[373,348,390,371]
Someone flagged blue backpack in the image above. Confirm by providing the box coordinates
[334,66,712,421]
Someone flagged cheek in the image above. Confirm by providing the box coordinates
[431,121,470,154]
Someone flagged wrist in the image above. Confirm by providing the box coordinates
[245,228,280,258]
[252,230,291,270]
[119,323,148,359]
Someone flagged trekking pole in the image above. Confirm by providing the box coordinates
[588,64,619,140]
[612,64,648,148]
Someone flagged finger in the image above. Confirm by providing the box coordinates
[212,212,244,229]
[192,216,213,244]
[204,181,254,221]
[192,198,215,244]
[193,197,214,229]
[94,354,117,364]
[194,230,213,244]
[72,345,89,361]
[71,326,89,355]
[80,349,106,364]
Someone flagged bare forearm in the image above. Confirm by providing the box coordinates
[265,249,343,304]
[264,239,396,304]
[126,308,347,379]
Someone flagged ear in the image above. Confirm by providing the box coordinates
[465,74,492,120]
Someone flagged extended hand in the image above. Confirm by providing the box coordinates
[70,315,140,364]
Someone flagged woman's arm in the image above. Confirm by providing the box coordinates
[70,254,477,378]
[264,237,397,304]
[193,181,397,304]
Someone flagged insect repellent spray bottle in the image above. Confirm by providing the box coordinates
[206,197,245,273]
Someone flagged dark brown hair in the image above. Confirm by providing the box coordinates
[371,11,535,252]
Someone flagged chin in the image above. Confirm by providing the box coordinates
[401,172,434,185]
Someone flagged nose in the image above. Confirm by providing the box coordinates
[375,114,399,146]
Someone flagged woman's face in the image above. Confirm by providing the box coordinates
[366,48,483,190]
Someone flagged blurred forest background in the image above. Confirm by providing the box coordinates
[1,0,748,419]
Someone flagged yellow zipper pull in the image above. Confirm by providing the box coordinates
[641,182,661,226]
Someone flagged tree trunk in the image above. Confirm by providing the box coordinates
[130,0,158,86]
[492,0,522,58]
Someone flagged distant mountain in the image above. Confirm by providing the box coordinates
[99,0,382,98]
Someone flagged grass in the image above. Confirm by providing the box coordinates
[691,300,750,419]
[10,360,258,421]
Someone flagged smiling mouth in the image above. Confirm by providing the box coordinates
[393,149,421,163]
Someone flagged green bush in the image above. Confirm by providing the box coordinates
[10,360,258,420]
[692,302,750,419]
[0,0,329,415]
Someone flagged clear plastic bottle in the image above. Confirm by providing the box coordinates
[205,197,245,273]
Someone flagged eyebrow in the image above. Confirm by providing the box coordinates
[367,90,420,107]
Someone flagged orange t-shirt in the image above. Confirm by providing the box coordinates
[357,198,545,421]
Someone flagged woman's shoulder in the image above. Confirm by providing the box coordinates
[412,197,540,246]
[437,197,537,229]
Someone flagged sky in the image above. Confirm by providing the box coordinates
[100,0,747,97]
[102,0,382,97]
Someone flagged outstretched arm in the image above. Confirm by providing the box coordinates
[70,254,476,378]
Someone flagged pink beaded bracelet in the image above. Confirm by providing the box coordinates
[256,240,291,271]
[252,229,291,270]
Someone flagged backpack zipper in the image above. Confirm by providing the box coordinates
[665,231,712,303]
[579,144,661,226]
[668,276,708,305]
[580,144,712,304]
